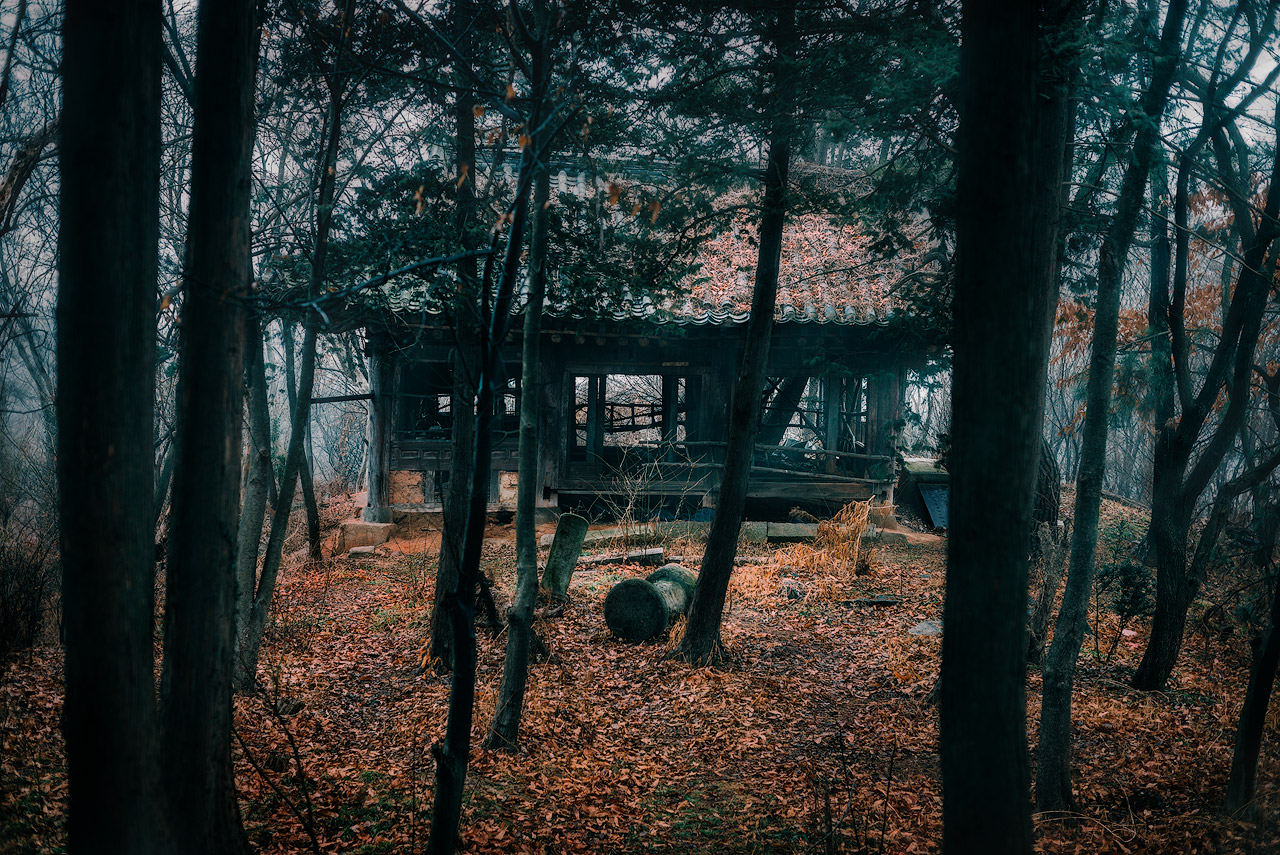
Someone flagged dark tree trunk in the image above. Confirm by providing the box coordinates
[1032,436,1061,540]
[1224,506,1280,817]
[487,73,552,750]
[677,6,795,665]
[941,2,1044,850]
[56,1,166,851]
[432,24,482,671]
[1036,0,1186,814]
[157,1,259,851]
[426,122,538,855]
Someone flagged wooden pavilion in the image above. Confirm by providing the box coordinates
[358,295,938,522]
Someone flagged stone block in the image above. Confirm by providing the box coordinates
[765,522,819,543]
[338,520,396,553]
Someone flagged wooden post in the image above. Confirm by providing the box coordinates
[588,374,606,463]
[866,367,901,487]
[363,344,395,523]
[823,373,842,474]
[539,363,564,507]
[683,371,703,444]
[661,374,679,459]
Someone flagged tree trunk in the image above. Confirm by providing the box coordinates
[1036,0,1186,813]
[157,1,259,850]
[283,320,323,560]
[432,29,482,671]
[941,2,1043,850]
[235,315,274,656]
[1031,436,1061,545]
[153,435,176,529]
[236,33,348,690]
[677,6,794,665]
[57,1,166,851]
[486,92,552,750]
[759,375,809,448]
[1134,123,1280,690]
[1027,525,1067,667]
[1224,506,1280,817]
[425,112,538,855]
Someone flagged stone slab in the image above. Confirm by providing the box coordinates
[337,520,396,553]
[765,522,819,542]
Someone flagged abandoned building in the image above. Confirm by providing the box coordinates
[355,293,938,523]
[339,172,943,523]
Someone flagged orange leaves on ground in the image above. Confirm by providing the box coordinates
[3,494,1279,853]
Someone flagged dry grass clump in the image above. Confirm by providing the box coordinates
[768,500,874,602]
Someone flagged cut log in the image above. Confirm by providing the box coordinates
[646,563,697,598]
[540,512,589,600]
[603,564,696,642]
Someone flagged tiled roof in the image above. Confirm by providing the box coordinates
[380,286,897,328]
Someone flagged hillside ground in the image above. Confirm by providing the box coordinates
[2,495,1278,854]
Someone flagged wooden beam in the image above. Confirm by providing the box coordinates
[362,350,395,522]
[311,393,373,404]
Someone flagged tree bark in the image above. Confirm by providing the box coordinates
[432,18,482,670]
[283,320,323,560]
[941,2,1043,850]
[157,1,259,851]
[1224,505,1280,817]
[57,1,166,851]
[362,343,394,522]
[1036,0,1186,813]
[153,435,176,529]
[235,315,274,656]
[236,20,349,690]
[425,114,538,855]
[1134,115,1280,690]
[486,81,552,750]
[677,6,795,665]
[759,375,809,448]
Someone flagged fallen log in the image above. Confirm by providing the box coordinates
[603,564,697,642]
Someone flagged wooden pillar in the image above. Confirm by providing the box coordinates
[683,372,703,443]
[363,345,395,523]
[586,374,607,463]
[661,374,679,458]
[823,373,842,474]
[866,366,902,486]
[701,363,731,460]
[539,363,565,507]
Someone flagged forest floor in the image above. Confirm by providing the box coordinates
[3,495,1279,854]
